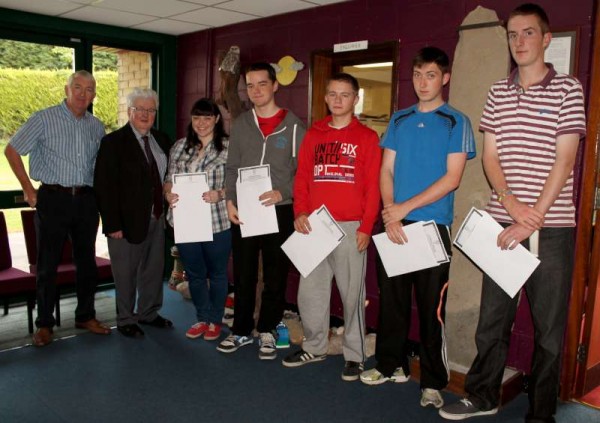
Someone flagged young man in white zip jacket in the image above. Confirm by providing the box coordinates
[219,62,306,360]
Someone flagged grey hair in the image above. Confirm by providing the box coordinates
[127,88,159,108]
[67,70,95,87]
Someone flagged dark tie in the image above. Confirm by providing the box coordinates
[142,135,163,219]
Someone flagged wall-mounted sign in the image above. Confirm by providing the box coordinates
[333,40,368,53]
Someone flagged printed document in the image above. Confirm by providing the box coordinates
[281,205,346,278]
[454,208,540,298]
[373,221,449,277]
[236,164,279,238]
[172,172,213,243]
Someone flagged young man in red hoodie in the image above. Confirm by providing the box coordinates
[282,73,381,381]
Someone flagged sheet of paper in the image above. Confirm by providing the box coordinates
[453,208,540,298]
[239,164,270,183]
[281,205,346,278]
[373,221,449,278]
[171,172,213,243]
[236,164,279,238]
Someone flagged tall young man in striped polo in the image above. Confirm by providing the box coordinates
[440,3,586,422]
[5,70,111,346]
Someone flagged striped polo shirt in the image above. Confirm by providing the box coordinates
[9,100,105,187]
[480,65,586,227]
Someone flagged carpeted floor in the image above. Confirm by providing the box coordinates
[0,286,598,423]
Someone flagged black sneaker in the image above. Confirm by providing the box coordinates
[341,361,364,381]
[439,398,498,420]
[282,349,326,368]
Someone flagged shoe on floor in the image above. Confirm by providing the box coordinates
[186,322,209,339]
[421,388,444,409]
[360,367,410,385]
[32,327,53,347]
[117,324,145,338]
[216,334,253,353]
[75,318,111,335]
[258,332,277,360]
[204,323,221,341]
[139,315,173,328]
[282,349,326,368]
[438,398,498,420]
[222,311,234,327]
[341,361,364,381]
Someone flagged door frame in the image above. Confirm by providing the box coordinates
[561,2,600,400]
[308,41,399,125]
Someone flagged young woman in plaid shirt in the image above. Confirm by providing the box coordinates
[164,98,230,341]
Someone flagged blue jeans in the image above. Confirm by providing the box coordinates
[177,229,232,324]
[465,227,574,423]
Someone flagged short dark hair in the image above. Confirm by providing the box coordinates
[508,3,550,34]
[412,47,450,74]
[245,62,277,83]
[185,98,227,154]
[327,72,359,93]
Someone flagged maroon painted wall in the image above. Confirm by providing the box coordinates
[176,0,594,373]
[177,0,593,137]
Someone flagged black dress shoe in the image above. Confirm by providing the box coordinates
[117,324,145,338]
[139,315,173,328]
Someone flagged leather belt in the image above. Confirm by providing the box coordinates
[41,184,92,195]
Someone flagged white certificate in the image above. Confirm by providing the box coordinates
[373,221,449,278]
[171,172,213,243]
[453,208,540,298]
[236,164,279,238]
[281,205,346,278]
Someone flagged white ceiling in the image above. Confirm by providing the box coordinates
[0,0,350,36]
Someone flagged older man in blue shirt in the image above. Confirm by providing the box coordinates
[5,70,111,346]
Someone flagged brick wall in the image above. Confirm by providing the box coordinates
[117,51,151,126]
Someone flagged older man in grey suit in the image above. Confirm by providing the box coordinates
[94,88,172,338]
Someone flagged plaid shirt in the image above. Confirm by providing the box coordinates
[166,137,230,233]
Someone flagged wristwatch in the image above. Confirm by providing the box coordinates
[497,188,513,204]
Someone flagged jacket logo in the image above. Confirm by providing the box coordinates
[275,136,287,149]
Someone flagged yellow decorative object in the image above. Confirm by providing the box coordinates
[274,55,304,86]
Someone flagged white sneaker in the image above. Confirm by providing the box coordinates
[360,367,410,385]
[216,334,253,353]
[258,332,277,360]
[421,388,444,409]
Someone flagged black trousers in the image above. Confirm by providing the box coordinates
[231,204,294,336]
[34,185,99,328]
[374,221,452,390]
[465,227,574,423]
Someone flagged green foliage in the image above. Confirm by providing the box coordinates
[0,69,118,137]
[0,40,73,70]
[94,71,119,132]
[93,51,118,71]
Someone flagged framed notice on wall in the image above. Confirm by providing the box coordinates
[545,30,578,75]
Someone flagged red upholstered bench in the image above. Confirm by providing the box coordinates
[0,211,36,333]
[20,209,113,326]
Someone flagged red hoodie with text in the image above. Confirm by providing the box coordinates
[294,115,382,235]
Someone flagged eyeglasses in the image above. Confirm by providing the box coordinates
[130,107,157,115]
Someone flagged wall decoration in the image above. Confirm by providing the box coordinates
[217,45,246,119]
[271,55,304,86]
[544,30,578,75]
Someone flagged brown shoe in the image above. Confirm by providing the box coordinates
[75,318,111,335]
[32,327,53,347]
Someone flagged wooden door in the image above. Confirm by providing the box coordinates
[561,3,600,400]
